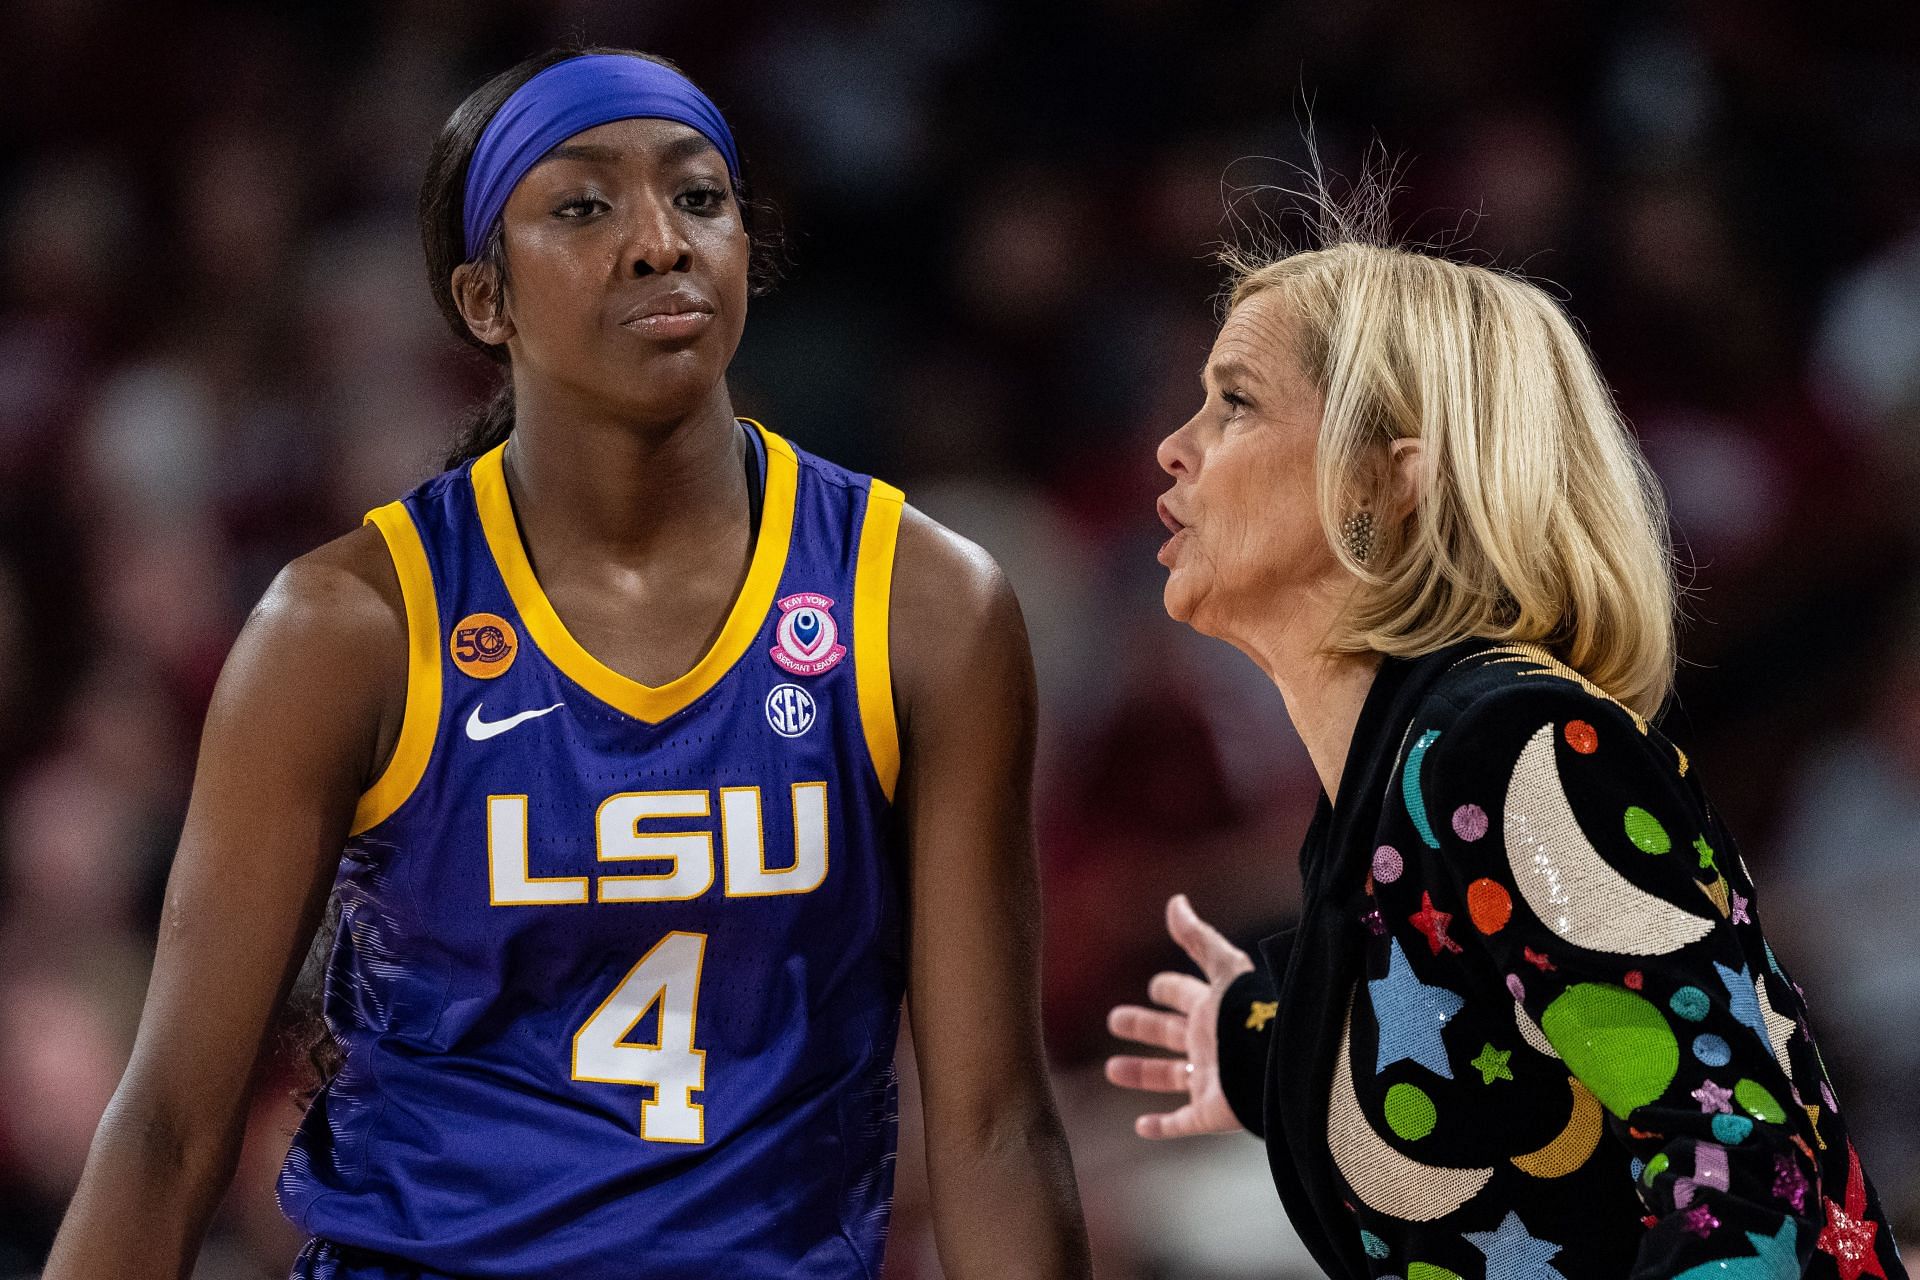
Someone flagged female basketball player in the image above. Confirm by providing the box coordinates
[47,48,1089,1279]
[1104,215,1905,1278]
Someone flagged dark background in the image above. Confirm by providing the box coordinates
[2,1,1917,1275]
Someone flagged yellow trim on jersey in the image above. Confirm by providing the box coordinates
[469,421,799,725]
[853,480,904,802]
[351,502,442,836]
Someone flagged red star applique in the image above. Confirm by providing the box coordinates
[1816,1141,1886,1280]
[1409,891,1464,955]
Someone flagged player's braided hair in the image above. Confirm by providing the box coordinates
[419,44,783,472]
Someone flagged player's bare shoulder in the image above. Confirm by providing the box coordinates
[216,522,410,786]
[888,505,1034,729]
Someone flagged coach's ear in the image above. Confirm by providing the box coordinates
[1386,436,1425,520]
[452,259,515,347]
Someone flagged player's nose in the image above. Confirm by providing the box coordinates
[624,194,692,277]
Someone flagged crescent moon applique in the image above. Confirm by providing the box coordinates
[1327,995,1495,1221]
[1404,729,1443,848]
[1509,1076,1604,1178]
[1515,1001,1561,1060]
[1503,723,1714,956]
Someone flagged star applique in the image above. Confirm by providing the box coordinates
[1772,1155,1809,1214]
[1673,1221,1801,1280]
[1410,892,1465,955]
[1715,961,1774,1048]
[1471,1043,1513,1084]
[1730,890,1751,925]
[1817,1142,1887,1280]
[1246,1000,1278,1032]
[1692,1079,1734,1113]
[1685,1204,1721,1238]
[1523,946,1556,972]
[1694,836,1718,872]
[1368,936,1464,1079]
[1465,1210,1567,1280]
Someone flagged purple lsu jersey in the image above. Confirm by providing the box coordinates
[278,422,908,1279]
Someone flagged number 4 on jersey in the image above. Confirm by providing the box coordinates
[572,931,708,1143]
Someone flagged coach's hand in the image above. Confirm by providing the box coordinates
[1104,894,1253,1138]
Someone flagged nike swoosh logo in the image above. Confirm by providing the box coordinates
[465,702,564,741]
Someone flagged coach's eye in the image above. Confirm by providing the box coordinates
[1221,390,1249,411]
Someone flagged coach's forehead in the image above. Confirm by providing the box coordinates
[1208,291,1305,394]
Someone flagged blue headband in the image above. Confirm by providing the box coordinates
[461,54,741,261]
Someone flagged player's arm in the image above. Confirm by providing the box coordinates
[889,508,1092,1279]
[43,524,405,1280]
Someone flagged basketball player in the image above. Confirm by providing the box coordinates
[46,48,1089,1279]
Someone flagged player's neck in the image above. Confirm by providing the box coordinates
[501,387,748,558]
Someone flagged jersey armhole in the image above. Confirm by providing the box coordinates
[853,480,905,803]
[350,501,442,836]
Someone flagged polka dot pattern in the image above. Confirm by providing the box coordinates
[1693,1033,1732,1067]
[1623,806,1671,854]
[1735,1079,1786,1124]
[1384,1082,1438,1140]
[1541,984,1679,1119]
[1373,845,1404,884]
[1711,1113,1754,1144]
[1467,878,1511,934]
[1451,803,1489,841]
[1670,987,1710,1021]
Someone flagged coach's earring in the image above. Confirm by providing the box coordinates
[1340,510,1377,565]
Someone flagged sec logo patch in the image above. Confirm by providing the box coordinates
[451,612,517,679]
[764,683,817,738]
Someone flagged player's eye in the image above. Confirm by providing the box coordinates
[553,195,606,218]
[678,182,729,214]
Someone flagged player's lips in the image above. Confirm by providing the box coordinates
[619,290,715,340]
[1157,496,1190,566]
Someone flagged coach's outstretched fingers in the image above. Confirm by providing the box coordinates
[1167,893,1253,982]
[1103,894,1251,1140]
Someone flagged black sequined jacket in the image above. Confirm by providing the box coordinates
[1215,638,1906,1280]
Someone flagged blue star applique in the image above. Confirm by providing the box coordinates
[1716,961,1774,1049]
[1673,1220,1802,1280]
[1465,1210,1567,1280]
[1369,936,1464,1079]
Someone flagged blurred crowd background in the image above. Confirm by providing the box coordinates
[4,0,1919,1275]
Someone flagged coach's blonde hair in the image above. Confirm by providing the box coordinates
[1224,208,1678,716]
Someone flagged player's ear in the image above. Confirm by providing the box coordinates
[452,260,515,347]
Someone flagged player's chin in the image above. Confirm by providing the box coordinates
[608,348,727,411]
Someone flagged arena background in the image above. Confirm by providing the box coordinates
[3,0,1918,1275]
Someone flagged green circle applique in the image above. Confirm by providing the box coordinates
[1409,1264,1461,1280]
[1541,984,1679,1119]
[1735,1079,1786,1124]
[1384,1082,1438,1140]
[1623,806,1671,854]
